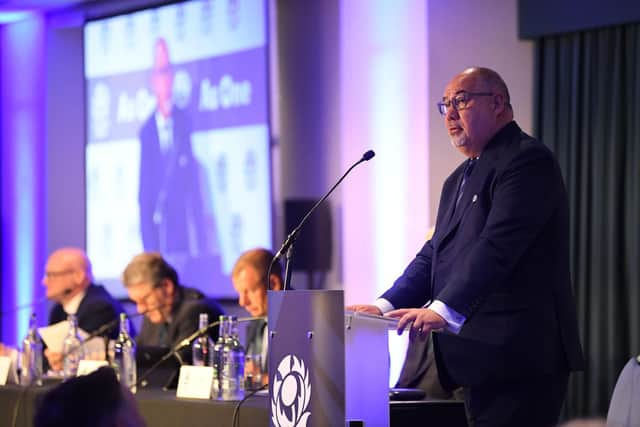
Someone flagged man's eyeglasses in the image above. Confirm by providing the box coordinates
[437,91,494,116]
[43,269,75,279]
[130,282,166,310]
[132,288,159,309]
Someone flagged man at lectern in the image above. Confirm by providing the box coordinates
[349,67,584,427]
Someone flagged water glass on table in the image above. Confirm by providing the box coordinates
[244,354,265,391]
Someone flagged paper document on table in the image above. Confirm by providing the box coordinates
[38,321,105,357]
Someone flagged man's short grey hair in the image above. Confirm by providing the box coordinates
[122,252,179,288]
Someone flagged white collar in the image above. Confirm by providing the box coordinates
[62,289,87,315]
[154,108,173,128]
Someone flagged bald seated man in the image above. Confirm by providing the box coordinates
[44,248,128,371]
[231,248,284,373]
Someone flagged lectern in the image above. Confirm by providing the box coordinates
[268,290,396,427]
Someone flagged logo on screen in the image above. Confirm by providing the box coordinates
[90,82,111,140]
[173,69,193,110]
[199,74,252,111]
[271,354,311,427]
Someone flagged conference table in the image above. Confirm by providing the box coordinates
[0,383,468,427]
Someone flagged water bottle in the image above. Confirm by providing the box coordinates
[220,315,245,400]
[211,315,228,399]
[20,313,43,386]
[62,314,84,379]
[113,313,137,393]
[192,313,213,366]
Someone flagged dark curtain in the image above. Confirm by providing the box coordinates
[535,23,640,418]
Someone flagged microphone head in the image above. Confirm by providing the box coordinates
[362,150,375,161]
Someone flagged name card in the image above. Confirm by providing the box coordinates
[77,360,109,377]
[0,356,10,385]
[176,366,214,399]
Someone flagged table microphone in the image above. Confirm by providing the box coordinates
[80,301,175,343]
[174,315,266,354]
[135,316,265,389]
[56,301,176,363]
[0,288,73,317]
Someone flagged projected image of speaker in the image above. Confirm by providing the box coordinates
[84,0,272,299]
[284,199,332,289]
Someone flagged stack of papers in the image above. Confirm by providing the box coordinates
[38,321,107,361]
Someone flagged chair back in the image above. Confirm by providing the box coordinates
[606,355,640,427]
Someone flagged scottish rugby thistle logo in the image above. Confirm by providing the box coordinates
[271,354,311,427]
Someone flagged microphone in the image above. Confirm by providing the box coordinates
[47,301,177,376]
[271,149,375,289]
[56,300,175,363]
[81,300,174,343]
[135,316,264,389]
[175,315,266,354]
[0,288,73,317]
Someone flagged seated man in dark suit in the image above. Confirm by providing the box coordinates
[122,252,224,386]
[43,247,127,371]
[231,248,284,385]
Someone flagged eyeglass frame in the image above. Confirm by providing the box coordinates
[128,280,171,312]
[43,269,76,279]
[437,91,495,116]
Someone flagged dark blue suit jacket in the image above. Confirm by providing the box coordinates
[382,121,584,388]
[138,107,206,254]
[135,286,224,364]
[135,286,224,387]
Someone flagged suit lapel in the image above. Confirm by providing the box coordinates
[51,304,66,324]
[438,144,506,247]
[446,156,488,230]
[441,165,466,228]
[245,319,266,355]
[75,285,92,320]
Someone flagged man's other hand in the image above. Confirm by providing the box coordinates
[386,308,446,341]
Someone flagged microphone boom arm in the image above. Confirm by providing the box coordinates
[272,150,375,290]
[135,316,265,388]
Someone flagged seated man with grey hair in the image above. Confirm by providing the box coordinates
[122,252,224,387]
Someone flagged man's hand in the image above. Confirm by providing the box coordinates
[0,343,13,357]
[386,308,447,341]
[44,349,64,372]
[346,304,383,316]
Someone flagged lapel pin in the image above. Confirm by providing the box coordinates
[472,194,478,203]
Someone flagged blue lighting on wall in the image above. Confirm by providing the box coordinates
[1,14,45,346]
[16,111,38,342]
[0,11,34,25]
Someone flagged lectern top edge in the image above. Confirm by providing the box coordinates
[344,310,399,330]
